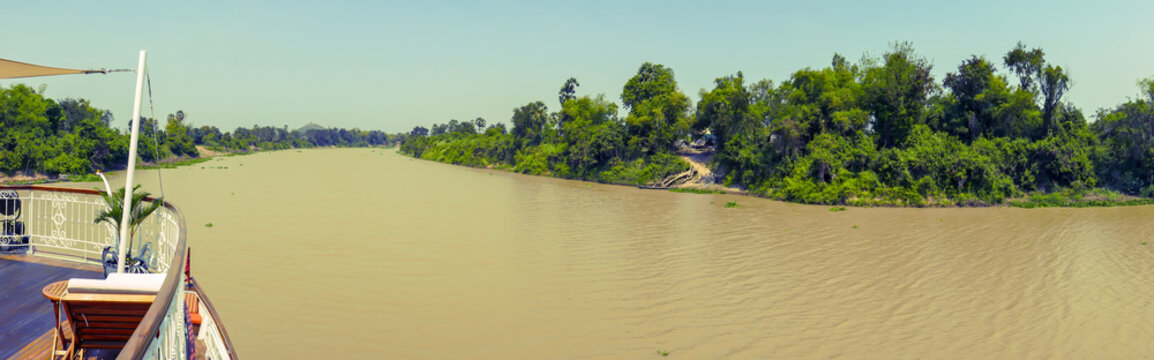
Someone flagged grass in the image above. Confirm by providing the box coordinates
[1008,188,1154,208]
[670,188,723,194]
[725,201,739,208]
[657,350,669,357]
[829,206,846,212]
[205,223,213,228]
[138,157,212,170]
[4,178,55,185]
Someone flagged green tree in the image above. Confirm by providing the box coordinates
[511,101,550,148]
[1039,65,1070,135]
[622,63,691,155]
[558,95,624,175]
[486,123,507,136]
[696,72,753,151]
[164,111,199,157]
[1092,78,1154,194]
[622,63,677,110]
[941,56,997,140]
[558,77,579,106]
[861,42,936,148]
[1001,43,1071,136]
[1003,42,1046,93]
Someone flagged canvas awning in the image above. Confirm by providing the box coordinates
[0,57,109,79]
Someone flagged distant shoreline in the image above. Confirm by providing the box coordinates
[0,146,395,185]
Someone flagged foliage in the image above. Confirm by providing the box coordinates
[622,64,692,155]
[0,83,396,181]
[94,185,163,252]
[510,101,550,148]
[0,85,128,176]
[1092,78,1154,194]
[403,92,688,186]
[861,42,936,148]
[356,46,1154,207]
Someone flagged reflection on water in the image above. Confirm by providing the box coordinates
[93,148,1154,358]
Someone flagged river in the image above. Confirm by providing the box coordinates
[92,148,1154,358]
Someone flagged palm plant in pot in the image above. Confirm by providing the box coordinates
[94,185,163,277]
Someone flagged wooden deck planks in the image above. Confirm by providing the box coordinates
[0,256,102,360]
[6,328,120,360]
[5,329,52,360]
[0,254,102,272]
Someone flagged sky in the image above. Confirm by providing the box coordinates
[3,1,1152,133]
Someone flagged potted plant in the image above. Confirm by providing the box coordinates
[94,185,162,277]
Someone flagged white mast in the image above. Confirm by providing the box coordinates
[116,50,147,273]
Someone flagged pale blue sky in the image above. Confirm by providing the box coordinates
[3,1,1152,133]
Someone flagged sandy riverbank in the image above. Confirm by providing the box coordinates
[668,149,747,194]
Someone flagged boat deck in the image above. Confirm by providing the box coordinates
[0,254,116,360]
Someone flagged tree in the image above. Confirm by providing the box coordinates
[410,126,428,137]
[558,77,580,106]
[1092,78,1154,194]
[1001,43,1071,136]
[1003,42,1046,93]
[558,95,624,173]
[485,123,507,136]
[473,117,486,131]
[511,101,550,147]
[777,56,866,140]
[164,111,198,157]
[862,42,936,148]
[622,63,676,110]
[1141,77,1154,103]
[622,63,691,155]
[1039,65,1070,135]
[696,72,753,155]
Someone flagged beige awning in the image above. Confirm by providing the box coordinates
[0,58,107,79]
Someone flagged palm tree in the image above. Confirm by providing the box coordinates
[94,185,162,271]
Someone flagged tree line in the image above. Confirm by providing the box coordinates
[0,83,396,178]
[400,42,1154,206]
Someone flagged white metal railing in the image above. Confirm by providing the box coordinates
[0,186,222,360]
[14,189,179,273]
[142,280,187,360]
[20,190,116,262]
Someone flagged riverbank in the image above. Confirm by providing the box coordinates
[401,147,1154,209]
[3,146,255,185]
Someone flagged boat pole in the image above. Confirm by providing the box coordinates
[117,50,147,273]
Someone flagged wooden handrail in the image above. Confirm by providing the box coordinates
[0,184,165,201]
[119,194,186,360]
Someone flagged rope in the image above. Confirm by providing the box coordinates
[145,72,165,265]
[146,73,166,201]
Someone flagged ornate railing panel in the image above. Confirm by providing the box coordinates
[141,278,187,360]
[19,189,116,262]
[5,188,180,274]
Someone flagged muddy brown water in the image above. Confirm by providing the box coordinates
[87,148,1154,359]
